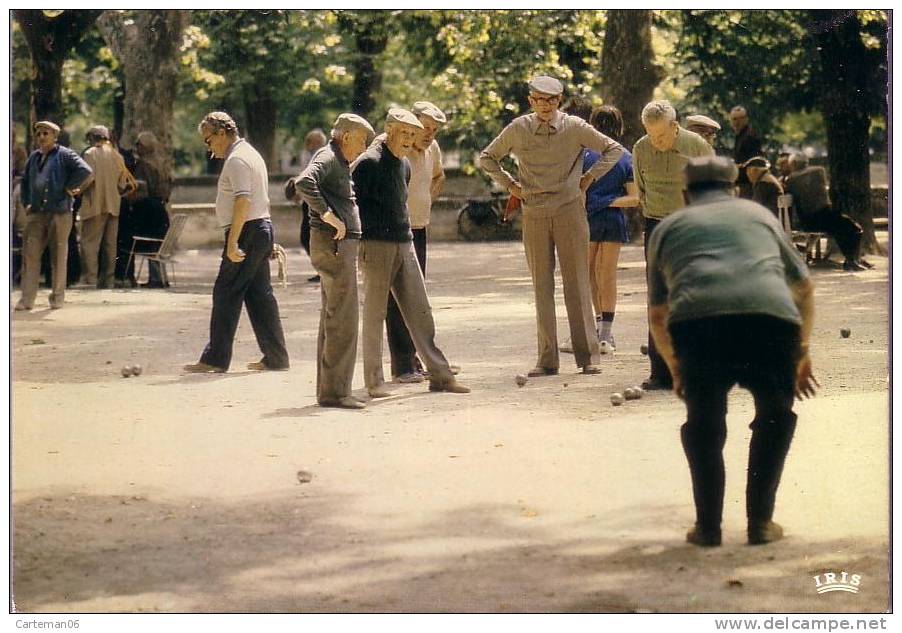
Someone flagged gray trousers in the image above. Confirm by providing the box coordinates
[81,212,118,287]
[310,229,360,402]
[19,211,73,309]
[522,198,600,369]
[359,239,454,389]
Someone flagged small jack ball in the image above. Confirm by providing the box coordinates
[640,344,649,355]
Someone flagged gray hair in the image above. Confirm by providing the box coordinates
[198,111,239,136]
[730,105,748,117]
[641,100,677,126]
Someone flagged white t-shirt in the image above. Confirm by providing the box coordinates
[406,140,443,229]
[215,138,271,228]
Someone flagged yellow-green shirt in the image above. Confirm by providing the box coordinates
[633,127,713,220]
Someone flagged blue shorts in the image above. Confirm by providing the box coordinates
[588,207,629,243]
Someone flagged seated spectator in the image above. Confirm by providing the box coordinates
[783,153,869,271]
[744,156,783,218]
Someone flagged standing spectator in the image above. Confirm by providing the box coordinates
[744,156,783,218]
[296,113,375,409]
[783,153,868,271]
[298,128,328,283]
[582,105,639,350]
[15,121,92,311]
[112,130,138,287]
[479,75,625,378]
[183,112,289,373]
[80,125,134,289]
[353,108,469,398]
[729,105,763,199]
[647,156,817,546]
[122,131,172,288]
[684,114,721,148]
[633,100,714,390]
[385,101,449,383]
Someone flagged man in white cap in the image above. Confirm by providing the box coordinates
[647,155,816,548]
[479,75,625,378]
[385,100,449,383]
[16,120,93,310]
[352,108,470,398]
[184,111,290,373]
[685,114,721,148]
[80,124,135,289]
[295,113,375,409]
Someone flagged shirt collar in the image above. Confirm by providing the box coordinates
[329,139,349,166]
[528,110,565,134]
[224,137,243,160]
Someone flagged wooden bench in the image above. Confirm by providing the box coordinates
[777,194,830,264]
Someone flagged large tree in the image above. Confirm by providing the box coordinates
[14,9,103,135]
[336,10,393,118]
[96,9,189,181]
[600,10,663,147]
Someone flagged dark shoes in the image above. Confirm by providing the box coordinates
[641,377,673,391]
[308,274,321,283]
[319,396,366,410]
[843,260,866,272]
[748,521,784,545]
[686,524,722,547]
[247,359,289,371]
[141,280,170,288]
[527,366,559,378]
[429,379,471,394]
[183,362,226,374]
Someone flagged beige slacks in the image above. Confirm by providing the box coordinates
[18,211,73,309]
[80,212,119,287]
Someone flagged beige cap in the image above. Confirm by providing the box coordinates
[33,120,61,134]
[386,108,424,129]
[332,113,375,143]
[411,101,447,124]
[684,156,739,186]
[685,114,721,131]
[528,75,564,96]
[743,156,770,170]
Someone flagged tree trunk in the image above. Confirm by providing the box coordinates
[14,9,103,139]
[600,10,664,148]
[338,11,391,118]
[243,85,278,170]
[808,10,883,255]
[97,10,189,183]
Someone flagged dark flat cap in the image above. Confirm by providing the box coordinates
[33,120,61,134]
[684,156,739,186]
[528,75,564,96]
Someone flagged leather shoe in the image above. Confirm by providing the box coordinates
[686,524,722,547]
[183,362,226,374]
[429,379,471,394]
[748,520,784,545]
[842,260,866,272]
[395,371,425,384]
[527,366,558,378]
[641,377,673,391]
[581,364,601,375]
[14,301,31,311]
[367,385,392,398]
[247,360,289,371]
[319,396,366,410]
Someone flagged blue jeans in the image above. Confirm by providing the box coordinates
[199,219,289,370]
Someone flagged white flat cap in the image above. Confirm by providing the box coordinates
[411,101,447,124]
[386,108,424,129]
[528,75,564,96]
[33,120,61,134]
[685,114,722,131]
[333,113,375,142]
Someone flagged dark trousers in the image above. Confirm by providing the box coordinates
[671,315,799,532]
[644,217,672,384]
[199,219,289,371]
[116,198,169,285]
[799,207,862,263]
[300,202,311,255]
[386,227,428,377]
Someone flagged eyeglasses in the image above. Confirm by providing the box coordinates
[529,94,561,106]
[35,130,54,137]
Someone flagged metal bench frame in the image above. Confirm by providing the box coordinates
[126,213,188,287]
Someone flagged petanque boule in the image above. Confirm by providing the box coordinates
[610,392,624,406]
[121,365,132,378]
[296,470,313,484]
[840,328,851,338]
[515,374,528,387]
[632,386,644,399]
[131,364,143,376]
[624,387,637,400]
[640,344,649,355]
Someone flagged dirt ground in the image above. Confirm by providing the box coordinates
[9,236,891,614]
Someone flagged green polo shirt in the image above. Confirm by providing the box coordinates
[633,127,713,220]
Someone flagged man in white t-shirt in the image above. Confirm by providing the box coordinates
[385,101,450,382]
[184,111,289,373]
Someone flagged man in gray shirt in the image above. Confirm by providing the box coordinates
[295,113,374,409]
[479,75,624,377]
